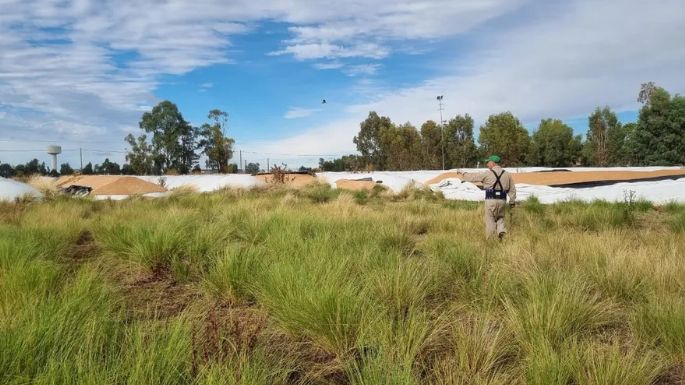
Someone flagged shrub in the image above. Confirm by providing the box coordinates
[523,196,545,215]
[300,183,339,203]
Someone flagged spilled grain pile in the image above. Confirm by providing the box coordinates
[335,179,377,191]
[57,175,166,196]
[426,169,685,187]
[256,173,317,187]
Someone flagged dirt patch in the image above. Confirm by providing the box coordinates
[261,328,347,385]
[118,264,199,320]
[656,364,685,385]
[191,303,268,371]
[57,175,166,196]
[256,173,317,188]
[67,230,98,260]
[426,169,685,187]
[335,179,378,191]
[189,303,347,384]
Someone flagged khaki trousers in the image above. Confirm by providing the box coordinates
[484,199,506,239]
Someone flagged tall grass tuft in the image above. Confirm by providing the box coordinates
[256,262,373,356]
[203,246,265,304]
[429,312,518,385]
[574,342,665,385]
[632,297,685,359]
[504,271,618,349]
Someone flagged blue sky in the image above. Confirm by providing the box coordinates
[1,0,684,169]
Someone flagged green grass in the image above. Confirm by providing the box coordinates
[1,188,683,384]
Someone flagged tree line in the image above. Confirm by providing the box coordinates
[320,83,685,171]
[0,157,146,178]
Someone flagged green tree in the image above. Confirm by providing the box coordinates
[0,163,15,178]
[318,155,363,171]
[444,114,478,168]
[198,109,234,173]
[59,163,74,175]
[125,134,156,175]
[138,100,198,174]
[381,122,423,170]
[420,120,442,169]
[353,112,394,170]
[529,119,581,167]
[584,107,621,166]
[95,158,121,174]
[622,122,639,165]
[121,164,134,175]
[245,162,260,175]
[478,112,530,166]
[82,162,94,175]
[631,84,685,165]
[14,159,48,176]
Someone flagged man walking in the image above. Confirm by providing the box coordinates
[461,155,516,240]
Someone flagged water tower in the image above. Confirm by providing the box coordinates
[47,145,62,172]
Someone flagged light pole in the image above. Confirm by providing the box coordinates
[437,95,445,170]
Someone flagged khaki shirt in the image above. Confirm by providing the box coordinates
[463,166,517,202]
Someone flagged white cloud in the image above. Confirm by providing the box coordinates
[284,107,320,119]
[343,63,381,77]
[275,0,527,60]
[270,42,389,60]
[313,61,345,70]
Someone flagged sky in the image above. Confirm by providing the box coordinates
[1,0,684,169]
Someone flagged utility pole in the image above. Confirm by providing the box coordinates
[267,158,270,171]
[239,150,243,173]
[79,148,83,171]
[437,95,445,170]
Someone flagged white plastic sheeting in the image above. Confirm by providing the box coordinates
[317,171,444,193]
[318,169,685,204]
[430,177,685,204]
[137,175,265,192]
[0,177,41,201]
[2,167,669,204]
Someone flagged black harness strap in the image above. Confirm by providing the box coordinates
[491,169,505,191]
[485,169,508,200]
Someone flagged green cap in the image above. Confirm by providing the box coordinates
[485,155,501,163]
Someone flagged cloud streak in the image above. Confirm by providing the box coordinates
[284,107,321,119]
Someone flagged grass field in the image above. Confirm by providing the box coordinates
[2,184,685,385]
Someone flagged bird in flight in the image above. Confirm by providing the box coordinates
[322,99,327,104]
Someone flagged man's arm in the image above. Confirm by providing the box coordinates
[462,171,486,183]
[507,174,517,204]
